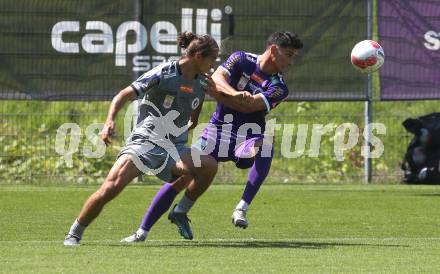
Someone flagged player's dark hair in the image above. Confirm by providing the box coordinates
[177,32,219,57]
[267,31,303,49]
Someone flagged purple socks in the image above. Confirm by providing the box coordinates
[140,183,178,231]
[241,151,273,204]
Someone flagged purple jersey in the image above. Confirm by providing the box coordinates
[209,51,289,138]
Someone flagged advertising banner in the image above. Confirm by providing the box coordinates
[378,0,440,100]
[0,0,367,101]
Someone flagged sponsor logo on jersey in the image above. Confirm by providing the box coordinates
[236,76,249,90]
[245,53,257,63]
[180,85,193,94]
[162,65,177,79]
[163,95,174,109]
[191,97,200,109]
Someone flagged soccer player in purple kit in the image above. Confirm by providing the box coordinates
[122,31,303,241]
[199,31,303,229]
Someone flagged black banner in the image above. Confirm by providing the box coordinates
[0,0,367,101]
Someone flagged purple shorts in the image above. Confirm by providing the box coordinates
[193,126,263,169]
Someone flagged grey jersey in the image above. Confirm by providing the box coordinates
[130,61,205,146]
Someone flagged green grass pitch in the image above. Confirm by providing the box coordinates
[1,184,440,273]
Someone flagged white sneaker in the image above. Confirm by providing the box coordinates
[120,233,146,243]
[64,234,81,246]
[232,209,248,229]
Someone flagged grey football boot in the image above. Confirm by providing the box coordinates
[168,205,193,240]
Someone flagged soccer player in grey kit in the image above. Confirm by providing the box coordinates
[123,31,303,241]
[63,32,219,245]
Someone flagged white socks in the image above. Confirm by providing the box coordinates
[235,199,249,211]
[68,219,87,238]
[174,193,195,213]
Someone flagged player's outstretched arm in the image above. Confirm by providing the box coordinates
[211,68,240,96]
[210,67,267,113]
[101,86,137,145]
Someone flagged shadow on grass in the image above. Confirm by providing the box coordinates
[87,240,408,249]
[412,193,440,197]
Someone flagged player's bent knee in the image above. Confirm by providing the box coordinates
[171,174,193,192]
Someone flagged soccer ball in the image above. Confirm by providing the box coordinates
[350,40,385,73]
